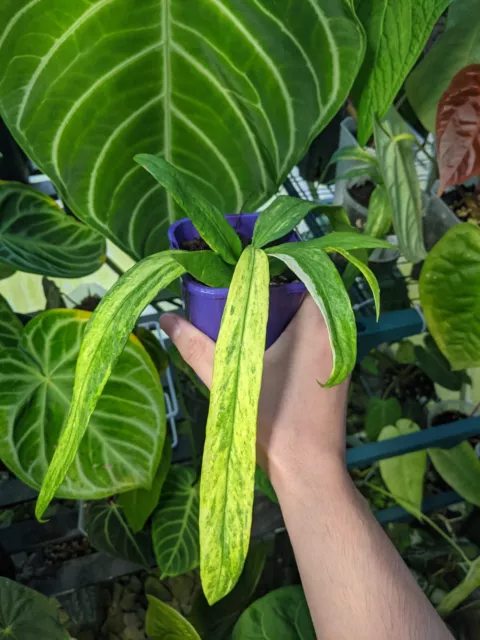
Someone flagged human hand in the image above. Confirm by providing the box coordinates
[160,296,349,484]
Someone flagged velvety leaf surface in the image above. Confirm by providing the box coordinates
[152,466,200,577]
[365,397,402,441]
[428,443,480,508]
[232,585,315,639]
[0,181,106,277]
[146,595,201,640]
[352,0,450,144]
[437,557,480,618]
[419,224,480,370]
[252,196,318,248]
[415,335,471,391]
[172,250,234,288]
[35,253,184,518]
[200,246,269,604]
[0,0,364,259]
[0,293,22,348]
[0,310,166,500]
[436,65,480,195]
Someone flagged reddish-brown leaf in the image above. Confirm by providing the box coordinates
[436,64,480,196]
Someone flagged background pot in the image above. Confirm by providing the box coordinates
[168,213,306,348]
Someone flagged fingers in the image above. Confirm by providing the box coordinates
[160,313,215,388]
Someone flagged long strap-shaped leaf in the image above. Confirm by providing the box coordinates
[200,246,269,604]
[297,231,393,253]
[135,155,242,265]
[252,196,318,249]
[35,253,186,520]
[266,243,356,387]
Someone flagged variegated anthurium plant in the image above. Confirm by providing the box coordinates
[34,156,391,603]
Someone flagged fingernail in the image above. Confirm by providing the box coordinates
[160,313,181,341]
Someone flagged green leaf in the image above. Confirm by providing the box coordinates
[133,326,170,378]
[168,344,210,400]
[252,196,318,248]
[35,253,184,519]
[298,232,392,253]
[135,156,241,265]
[42,277,66,310]
[232,585,316,639]
[0,261,15,280]
[328,145,379,168]
[172,250,234,288]
[428,443,480,508]
[365,397,402,441]
[85,501,154,568]
[419,225,480,370]
[0,577,68,639]
[0,181,106,277]
[415,336,471,392]
[0,310,166,500]
[438,558,480,618]
[374,109,427,263]
[319,205,355,233]
[151,466,200,578]
[200,246,269,604]
[146,595,201,640]
[365,185,393,239]
[0,1,364,259]
[406,0,480,132]
[0,293,22,348]
[255,466,279,504]
[266,242,356,387]
[396,340,416,364]
[379,420,427,514]
[352,0,451,144]
[119,439,172,533]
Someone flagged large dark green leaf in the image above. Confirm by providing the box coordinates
[35,253,184,519]
[0,310,166,500]
[252,196,318,248]
[151,466,200,578]
[428,443,480,508]
[0,577,68,640]
[0,261,15,280]
[374,109,427,264]
[0,182,106,277]
[232,585,315,639]
[146,595,201,640]
[365,397,402,441]
[406,0,480,132]
[352,0,451,144]
[0,1,364,259]
[437,557,480,618]
[415,335,471,391]
[0,293,22,348]
[201,246,269,604]
[419,224,480,370]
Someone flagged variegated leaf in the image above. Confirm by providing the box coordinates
[252,196,318,249]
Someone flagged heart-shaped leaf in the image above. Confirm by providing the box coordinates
[252,196,318,249]
[428,443,480,508]
[0,1,364,259]
[365,397,402,441]
[0,293,22,348]
[0,182,106,277]
[146,595,201,640]
[0,309,166,499]
[436,64,480,195]
[419,224,480,370]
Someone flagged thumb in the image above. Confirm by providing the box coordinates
[160,313,215,388]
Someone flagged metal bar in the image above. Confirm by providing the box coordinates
[375,491,462,525]
[356,308,424,361]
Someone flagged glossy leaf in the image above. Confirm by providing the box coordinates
[266,242,356,387]
[0,310,166,499]
[379,420,427,514]
[406,0,480,132]
[0,293,22,348]
[0,181,106,277]
[437,558,480,618]
[0,577,68,639]
[201,246,269,604]
[35,253,184,519]
[151,466,200,577]
[0,1,364,259]
[232,585,315,639]
[119,439,172,533]
[252,196,319,248]
[415,335,471,391]
[85,501,154,568]
[419,224,480,370]
[428,443,480,508]
[365,397,402,441]
[436,65,480,195]
[146,595,201,640]
[365,185,393,239]
[374,109,427,263]
[172,250,234,288]
[352,0,450,145]
[135,155,241,264]
[328,145,379,168]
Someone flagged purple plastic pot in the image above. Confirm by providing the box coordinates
[168,213,306,348]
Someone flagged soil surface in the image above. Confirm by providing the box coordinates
[441,186,480,226]
[431,410,468,427]
[348,180,376,209]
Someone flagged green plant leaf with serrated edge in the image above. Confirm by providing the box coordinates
[135,155,241,265]
[352,0,451,145]
[0,294,22,348]
[420,225,480,370]
[437,557,480,617]
[151,466,199,577]
[172,250,234,288]
[201,246,269,604]
[119,439,172,533]
[265,243,356,387]
[365,185,393,239]
[35,253,185,521]
[374,109,427,264]
[146,595,201,640]
[365,398,402,441]
[379,420,427,515]
[252,196,318,249]
[428,443,480,508]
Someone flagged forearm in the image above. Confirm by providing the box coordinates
[271,453,453,640]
